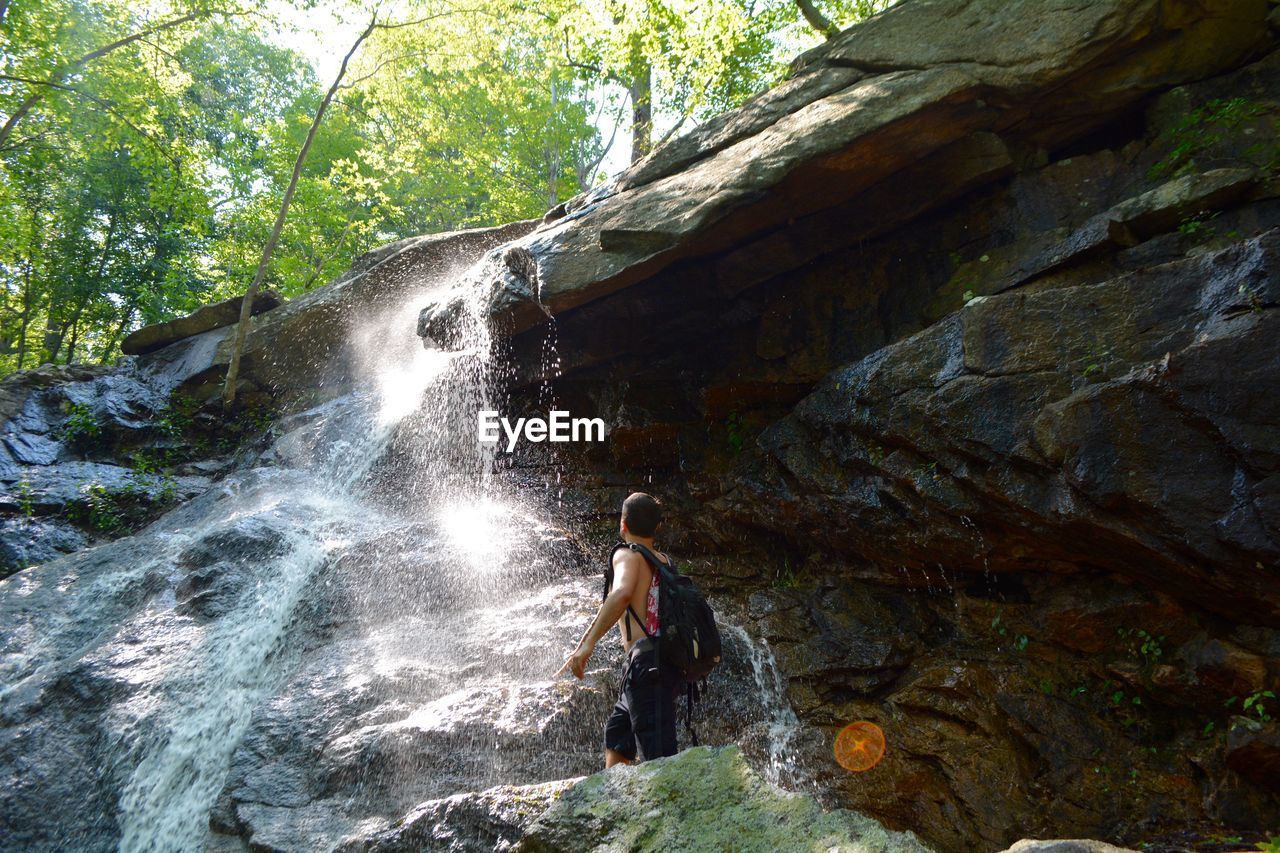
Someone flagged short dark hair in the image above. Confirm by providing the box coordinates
[622,492,662,537]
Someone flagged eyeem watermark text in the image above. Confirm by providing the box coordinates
[478,410,606,452]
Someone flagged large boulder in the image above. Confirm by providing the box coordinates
[121,290,284,355]
[517,745,931,852]
[727,228,1280,627]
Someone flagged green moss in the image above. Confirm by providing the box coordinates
[1149,97,1272,181]
[524,746,930,852]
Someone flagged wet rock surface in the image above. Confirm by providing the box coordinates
[737,228,1280,626]
[348,777,576,852]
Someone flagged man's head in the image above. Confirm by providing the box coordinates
[620,492,661,541]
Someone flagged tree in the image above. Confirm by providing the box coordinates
[555,0,896,165]
[221,12,378,409]
[0,2,237,151]
[0,2,325,374]
[0,0,897,380]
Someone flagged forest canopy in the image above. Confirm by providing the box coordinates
[0,0,892,375]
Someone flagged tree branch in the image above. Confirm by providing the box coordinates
[0,75,181,165]
[794,0,839,39]
[562,31,625,86]
[0,7,226,149]
[337,49,462,89]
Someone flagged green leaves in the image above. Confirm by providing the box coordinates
[0,0,897,377]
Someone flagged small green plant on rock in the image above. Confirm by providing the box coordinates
[1150,97,1271,181]
[863,439,887,467]
[155,393,199,440]
[1117,626,1165,674]
[66,482,125,533]
[1238,282,1266,315]
[1242,689,1277,723]
[1080,341,1113,380]
[64,469,179,534]
[1097,678,1148,728]
[991,609,1009,638]
[726,413,745,455]
[1092,764,1115,795]
[129,449,165,478]
[60,402,103,448]
[1177,209,1220,238]
[910,459,940,484]
[773,556,803,589]
[15,475,35,517]
[234,402,275,433]
[1257,836,1280,853]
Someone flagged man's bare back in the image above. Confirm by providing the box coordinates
[611,547,669,652]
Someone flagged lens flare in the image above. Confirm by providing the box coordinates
[834,721,886,772]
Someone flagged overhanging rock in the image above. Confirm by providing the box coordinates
[417,0,1271,350]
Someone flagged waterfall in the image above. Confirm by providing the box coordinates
[720,623,807,791]
[1,248,813,852]
[106,260,510,850]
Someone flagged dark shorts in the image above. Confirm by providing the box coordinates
[603,637,681,762]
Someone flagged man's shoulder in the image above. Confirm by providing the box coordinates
[612,546,647,568]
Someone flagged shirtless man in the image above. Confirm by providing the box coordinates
[555,492,681,767]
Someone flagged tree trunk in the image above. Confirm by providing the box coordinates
[794,0,838,39]
[66,320,79,364]
[99,296,140,362]
[628,61,652,164]
[17,253,33,370]
[60,293,93,364]
[221,13,379,409]
[545,69,561,208]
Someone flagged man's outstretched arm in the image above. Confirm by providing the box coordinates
[555,552,643,679]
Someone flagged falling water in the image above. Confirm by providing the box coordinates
[721,624,807,790]
[104,260,507,850]
[0,247,584,851]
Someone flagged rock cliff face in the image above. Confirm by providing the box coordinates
[414,0,1280,849]
[2,0,1280,851]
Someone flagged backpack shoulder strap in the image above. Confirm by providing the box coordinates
[626,542,676,579]
[604,542,630,602]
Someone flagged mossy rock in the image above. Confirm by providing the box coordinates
[517,745,930,852]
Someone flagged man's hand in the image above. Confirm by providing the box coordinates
[555,643,592,679]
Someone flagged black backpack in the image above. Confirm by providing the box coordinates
[604,542,722,682]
